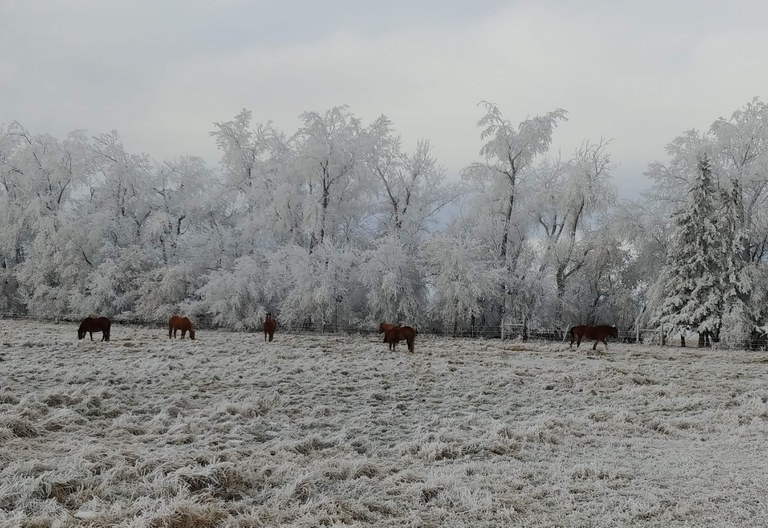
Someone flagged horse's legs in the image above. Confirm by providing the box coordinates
[593,340,598,351]
[89,331,93,341]
[268,332,273,342]
[181,329,186,339]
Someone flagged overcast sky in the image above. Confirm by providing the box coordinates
[3,0,768,198]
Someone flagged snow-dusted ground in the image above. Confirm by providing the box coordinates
[2,319,768,527]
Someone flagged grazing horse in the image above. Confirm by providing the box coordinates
[569,324,618,350]
[168,315,195,340]
[78,317,111,342]
[382,325,418,353]
[264,313,276,342]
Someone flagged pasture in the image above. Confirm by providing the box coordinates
[2,319,768,527]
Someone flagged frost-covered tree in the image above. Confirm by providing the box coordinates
[146,156,213,264]
[533,139,616,322]
[644,99,768,343]
[558,228,633,328]
[463,102,567,329]
[424,231,504,334]
[294,106,368,250]
[269,242,360,330]
[647,98,768,267]
[717,176,756,346]
[359,234,425,325]
[2,124,93,316]
[210,110,292,250]
[194,253,275,331]
[653,156,727,345]
[709,97,768,263]
[365,116,458,239]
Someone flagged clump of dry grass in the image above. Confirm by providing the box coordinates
[42,408,87,431]
[42,393,77,407]
[292,436,335,455]
[145,501,227,528]
[1,415,42,438]
[176,463,251,500]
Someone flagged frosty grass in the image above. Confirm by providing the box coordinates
[2,319,768,527]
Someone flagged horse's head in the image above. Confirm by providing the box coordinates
[265,312,273,322]
[379,322,394,334]
[189,328,196,340]
[77,329,85,340]
[610,326,619,338]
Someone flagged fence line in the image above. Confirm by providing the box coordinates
[2,312,765,348]
[0,312,657,343]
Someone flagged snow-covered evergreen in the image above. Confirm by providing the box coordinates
[652,156,756,346]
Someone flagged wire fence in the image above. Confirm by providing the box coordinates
[2,312,766,349]
[0,312,665,343]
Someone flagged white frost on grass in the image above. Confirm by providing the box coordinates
[1,319,768,526]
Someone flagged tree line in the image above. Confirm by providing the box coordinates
[2,99,767,346]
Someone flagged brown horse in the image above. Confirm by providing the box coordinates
[264,313,276,342]
[378,322,396,350]
[169,315,195,340]
[382,325,418,353]
[78,317,111,342]
[569,324,618,350]
[378,322,396,335]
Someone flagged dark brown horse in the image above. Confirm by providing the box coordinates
[378,322,396,335]
[78,317,111,342]
[569,324,618,350]
[169,315,195,340]
[264,313,276,342]
[382,324,417,353]
[378,322,396,350]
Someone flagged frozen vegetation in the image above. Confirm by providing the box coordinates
[2,318,768,527]
[4,99,768,347]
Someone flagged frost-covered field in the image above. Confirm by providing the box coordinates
[2,319,768,527]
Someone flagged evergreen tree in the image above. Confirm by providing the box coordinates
[654,156,726,345]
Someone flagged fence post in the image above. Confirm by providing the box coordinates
[500,317,505,341]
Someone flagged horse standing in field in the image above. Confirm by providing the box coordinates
[264,313,276,342]
[378,322,396,350]
[381,323,418,353]
[378,322,396,335]
[569,324,618,350]
[78,317,111,342]
[168,315,195,340]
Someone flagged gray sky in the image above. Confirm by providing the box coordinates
[3,0,768,198]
